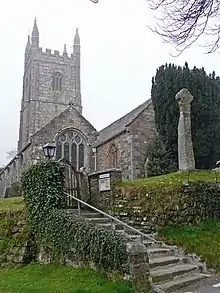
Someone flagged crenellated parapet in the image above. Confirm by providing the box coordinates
[25,19,80,69]
[32,47,77,64]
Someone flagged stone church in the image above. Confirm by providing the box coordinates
[0,19,156,197]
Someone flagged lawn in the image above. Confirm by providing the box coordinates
[159,220,220,272]
[0,264,133,293]
[0,197,24,212]
[119,170,219,187]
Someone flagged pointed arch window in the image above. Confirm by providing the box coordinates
[55,129,85,170]
[109,143,118,167]
[52,72,63,91]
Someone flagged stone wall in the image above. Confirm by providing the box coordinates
[19,28,81,150]
[96,132,132,180]
[27,106,98,171]
[0,106,98,198]
[128,102,157,179]
[0,207,35,268]
[112,182,220,233]
[96,103,156,180]
[88,169,122,212]
[0,198,151,292]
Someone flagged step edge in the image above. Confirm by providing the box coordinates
[158,273,208,291]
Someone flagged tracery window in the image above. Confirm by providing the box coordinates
[52,72,63,91]
[55,130,85,170]
[109,143,118,167]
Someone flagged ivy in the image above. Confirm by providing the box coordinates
[21,160,127,271]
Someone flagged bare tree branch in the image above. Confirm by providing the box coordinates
[148,0,220,53]
[89,0,220,53]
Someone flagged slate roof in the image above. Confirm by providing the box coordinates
[95,99,152,146]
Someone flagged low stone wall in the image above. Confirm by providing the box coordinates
[88,168,122,212]
[36,241,151,293]
[113,182,220,233]
[0,199,151,292]
[0,209,36,268]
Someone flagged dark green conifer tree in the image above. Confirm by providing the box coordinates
[145,136,177,177]
[151,63,220,169]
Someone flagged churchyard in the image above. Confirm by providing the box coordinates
[2,65,220,293]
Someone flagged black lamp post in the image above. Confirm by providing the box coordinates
[42,142,57,159]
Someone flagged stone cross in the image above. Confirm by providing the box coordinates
[175,88,195,171]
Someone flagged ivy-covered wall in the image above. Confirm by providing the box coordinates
[21,161,128,272]
[113,182,220,233]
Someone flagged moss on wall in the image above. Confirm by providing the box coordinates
[114,171,220,233]
[0,197,36,267]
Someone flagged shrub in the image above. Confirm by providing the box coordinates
[21,160,127,272]
[145,136,177,177]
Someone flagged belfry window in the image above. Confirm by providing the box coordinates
[55,130,85,170]
[109,143,118,167]
[52,72,62,91]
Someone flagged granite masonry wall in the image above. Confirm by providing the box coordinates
[88,169,122,212]
[128,102,157,179]
[19,29,81,150]
[96,132,132,180]
[96,103,156,180]
[0,106,98,198]
[26,106,98,170]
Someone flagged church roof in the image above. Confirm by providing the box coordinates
[95,99,152,146]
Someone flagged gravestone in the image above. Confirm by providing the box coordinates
[175,88,195,171]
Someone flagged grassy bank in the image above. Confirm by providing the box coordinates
[119,170,218,187]
[0,197,27,254]
[159,220,220,272]
[0,197,24,212]
[0,264,133,293]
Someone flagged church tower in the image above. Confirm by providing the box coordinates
[18,19,82,151]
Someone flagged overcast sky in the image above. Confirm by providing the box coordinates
[0,0,219,166]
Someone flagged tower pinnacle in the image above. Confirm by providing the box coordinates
[63,44,68,56]
[25,35,31,52]
[74,28,80,46]
[31,17,39,47]
[24,35,31,68]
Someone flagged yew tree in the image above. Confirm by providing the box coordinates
[151,62,220,169]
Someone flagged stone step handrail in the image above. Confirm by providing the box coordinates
[64,192,158,243]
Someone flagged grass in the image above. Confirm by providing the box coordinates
[119,170,219,187]
[0,264,133,293]
[0,197,24,212]
[159,220,220,272]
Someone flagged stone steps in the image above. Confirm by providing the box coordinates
[68,208,209,292]
[147,247,175,258]
[155,273,207,292]
[87,217,111,224]
[150,255,188,269]
[151,263,198,284]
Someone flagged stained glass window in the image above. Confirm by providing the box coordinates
[55,130,85,170]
